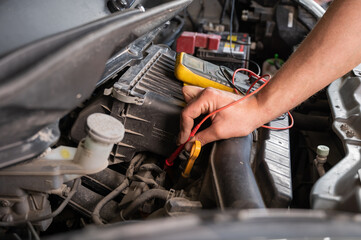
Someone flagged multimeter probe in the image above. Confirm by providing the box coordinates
[164,65,294,169]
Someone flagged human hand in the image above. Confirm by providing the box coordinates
[177,85,262,150]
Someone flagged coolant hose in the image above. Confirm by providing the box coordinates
[122,189,169,219]
[210,135,265,209]
[92,179,129,224]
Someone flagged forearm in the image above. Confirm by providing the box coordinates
[255,0,361,125]
[179,0,361,146]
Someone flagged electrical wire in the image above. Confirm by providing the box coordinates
[229,0,235,57]
[12,233,22,240]
[165,0,289,168]
[228,0,261,76]
[220,0,230,24]
[245,74,270,95]
[27,222,40,240]
[242,59,261,76]
[165,69,294,168]
[219,66,246,94]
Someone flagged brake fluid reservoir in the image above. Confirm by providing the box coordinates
[73,113,125,173]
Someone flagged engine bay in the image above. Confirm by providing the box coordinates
[2,0,361,239]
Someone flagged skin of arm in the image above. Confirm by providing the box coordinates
[178,0,361,150]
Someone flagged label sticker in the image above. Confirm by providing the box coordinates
[224,43,235,48]
[288,12,294,28]
[227,35,238,41]
[223,43,236,53]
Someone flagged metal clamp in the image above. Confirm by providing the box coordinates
[105,87,144,105]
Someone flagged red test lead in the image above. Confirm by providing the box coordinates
[165,68,294,169]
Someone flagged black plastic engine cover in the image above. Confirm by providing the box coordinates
[256,116,292,207]
[71,44,185,163]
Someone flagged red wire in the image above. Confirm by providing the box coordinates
[245,74,270,95]
[164,68,294,168]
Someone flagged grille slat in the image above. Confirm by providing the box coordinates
[130,51,184,101]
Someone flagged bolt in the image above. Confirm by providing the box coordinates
[128,47,138,55]
[136,4,145,12]
[66,219,75,228]
[346,130,355,138]
[0,200,10,207]
[108,0,128,12]
[340,124,348,131]
[119,0,127,7]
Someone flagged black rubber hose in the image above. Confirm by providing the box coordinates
[210,136,265,209]
[220,0,230,24]
[122,189,169,219]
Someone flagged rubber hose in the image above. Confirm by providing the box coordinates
[122,189,169,219]
[92,179,129,224]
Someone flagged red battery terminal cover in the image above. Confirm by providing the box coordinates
[176,31,221,54]
[207,34,221,50]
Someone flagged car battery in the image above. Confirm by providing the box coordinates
[197,32,251,69]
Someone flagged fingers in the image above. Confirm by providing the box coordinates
[178,87,219,145]
[178,86,204,144]
[182,85,204,103]
[178,86,246,147]
[184,126,221,151]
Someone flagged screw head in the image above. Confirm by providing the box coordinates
[340,124,348,131]
[346,130,355,138]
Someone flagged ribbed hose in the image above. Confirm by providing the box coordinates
[122,189,169,219]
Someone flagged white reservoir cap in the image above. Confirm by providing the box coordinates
[86,113,125,144]
[317,145,330,157]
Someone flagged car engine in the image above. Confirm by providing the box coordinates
[1,0,360,239]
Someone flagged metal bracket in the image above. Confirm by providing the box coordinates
[104,87,144,105]
[167,189,176,200]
